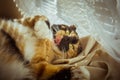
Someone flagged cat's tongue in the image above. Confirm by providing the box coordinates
[54,35,63,45]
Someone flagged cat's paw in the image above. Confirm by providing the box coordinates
[34,19,53,40]
[14,15,53,40]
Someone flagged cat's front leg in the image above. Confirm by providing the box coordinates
[14,15,53,40]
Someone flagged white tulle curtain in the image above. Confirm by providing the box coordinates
[14,0,120,62]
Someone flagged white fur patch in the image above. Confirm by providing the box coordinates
[24,36,37,61]
[34,20,53,40]
[80,66,90,79]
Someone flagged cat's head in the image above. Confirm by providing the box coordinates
[51,24,80,53]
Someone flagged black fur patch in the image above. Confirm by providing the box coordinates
[45,20,50,29]
[51,24,79,52]
[48,69,71,80]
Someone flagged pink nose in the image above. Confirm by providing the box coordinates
[54,35,62,45]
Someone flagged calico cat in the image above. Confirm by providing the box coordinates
[0,16,70,80]
[0,15,82,80]
[15,15,82,59]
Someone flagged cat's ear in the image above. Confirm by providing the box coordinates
[69,25,76,31]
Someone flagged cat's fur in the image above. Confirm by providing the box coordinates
[51,24,82,59]
[0,31,35,80]
[0,15,82,80]
[0,16,71,80]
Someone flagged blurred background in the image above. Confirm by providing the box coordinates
[0,0,21,19]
